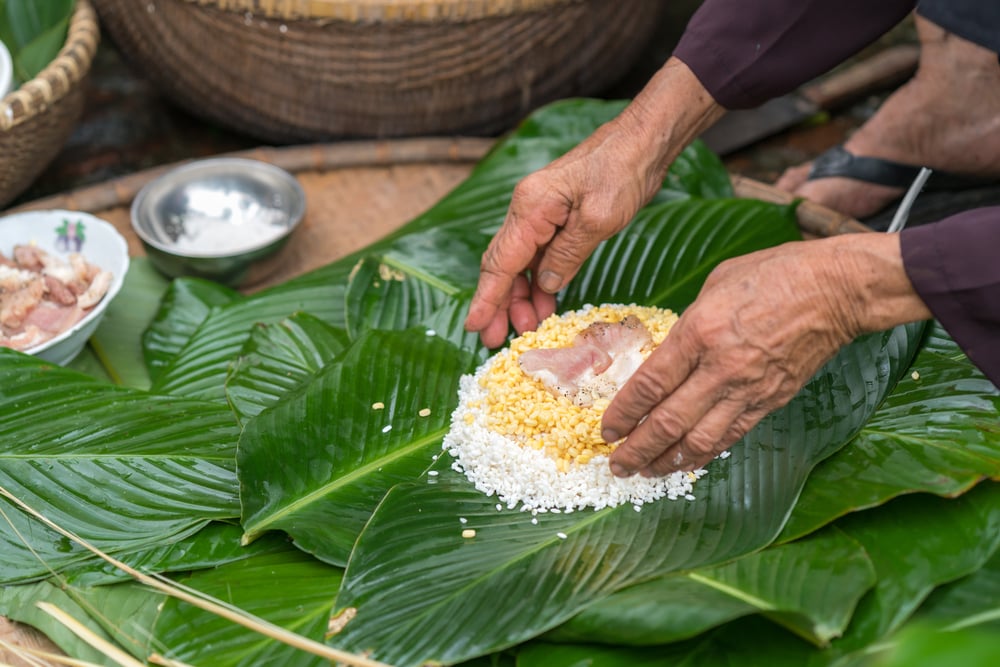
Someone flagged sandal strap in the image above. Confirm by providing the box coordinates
[808,145,925,188]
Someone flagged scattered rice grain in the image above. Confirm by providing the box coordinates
[372,402,385,410]
[911,370,921,381]
[419,408,432,417]
[556,532,568,540]
[382,425,392,433]
[462,529,476,539]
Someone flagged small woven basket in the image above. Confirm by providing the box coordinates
[92,0,663,142]
[0,1,99,210]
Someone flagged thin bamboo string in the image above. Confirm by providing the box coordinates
[0,486,393,667]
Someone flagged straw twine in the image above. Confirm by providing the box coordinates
[0,0,99,209]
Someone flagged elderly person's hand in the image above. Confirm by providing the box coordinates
[603,232,932,478]
[465,58,724,348]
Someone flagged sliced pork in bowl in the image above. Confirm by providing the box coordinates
[0,210,129,365]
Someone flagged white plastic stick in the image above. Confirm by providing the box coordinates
[887,167,933,233]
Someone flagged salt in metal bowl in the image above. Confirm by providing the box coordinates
[130,158,306,286]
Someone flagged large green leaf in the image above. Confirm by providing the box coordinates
[327,323,922,665]
[828,482,1000,655]
[239,329,476,566]
[781,323,1000,542]
[859,623,1000,667]
[143,277,239,383]
[225,313,350,424]
[0,0,73,82]
[344,256,456,337]
[916,550,1000,632]
[0,350,240,582]
[517,616,821,667]
[152,549,342,667]
[561,198,801,311]
[514,485,1000,667]
[551,526,875,647]
[64,522,291,586]
[0,578,136,667]
[150,267,352,401]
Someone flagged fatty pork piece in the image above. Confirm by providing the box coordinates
[0,247,112,351]
[518,315,654,407]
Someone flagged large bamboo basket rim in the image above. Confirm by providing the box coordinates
[0,0,99,132]
[8,137,870,238]
[187,0,579,22]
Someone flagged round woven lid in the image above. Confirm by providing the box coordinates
[188,0,578,21]
[0,0,99,131]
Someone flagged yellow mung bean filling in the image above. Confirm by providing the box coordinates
[474,304,678,472]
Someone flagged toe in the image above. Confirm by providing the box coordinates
[774,163,814,193]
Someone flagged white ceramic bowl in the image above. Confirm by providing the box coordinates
[0,39,12,99]
[0,210,129,365]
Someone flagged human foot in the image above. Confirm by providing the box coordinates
[775,17,1000,220]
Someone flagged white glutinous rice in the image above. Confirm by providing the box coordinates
[442,303,713,513]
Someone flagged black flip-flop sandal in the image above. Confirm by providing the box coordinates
[807,145,996,191]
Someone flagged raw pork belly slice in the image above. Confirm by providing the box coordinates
[518,315,653,406]
[0,246,112,351]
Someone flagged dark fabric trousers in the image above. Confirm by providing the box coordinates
[919,0,1000,53]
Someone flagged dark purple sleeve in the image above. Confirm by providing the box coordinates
[673,0,915,109]
[901,208,1000,387]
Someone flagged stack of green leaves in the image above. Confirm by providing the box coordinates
[0,0,74,86]
[0,99,997,666]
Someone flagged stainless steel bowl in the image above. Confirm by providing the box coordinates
[131,158,306,286]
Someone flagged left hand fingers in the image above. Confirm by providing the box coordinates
[606,365,722,476]
[601,318,700,446]
[509,273,546,336]
[640,400,767,477]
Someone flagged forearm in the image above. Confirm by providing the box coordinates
[673,0,915,109]
[612,57,726,201]
[833,232,932,335]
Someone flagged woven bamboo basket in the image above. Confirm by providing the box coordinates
[0,1,99,210]
[91,0,665,142]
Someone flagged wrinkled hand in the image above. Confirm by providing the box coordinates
[602,233,930,477]
[463,116,658,348]
[464,58,724,348]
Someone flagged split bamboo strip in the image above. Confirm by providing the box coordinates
[33,606,142,667]
[0,486,395,667]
